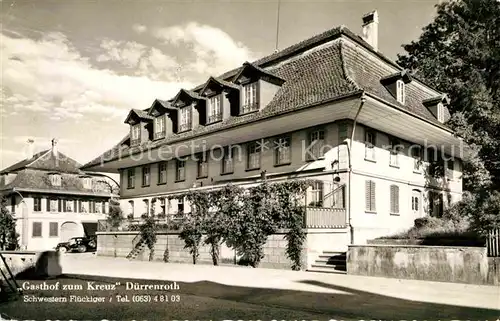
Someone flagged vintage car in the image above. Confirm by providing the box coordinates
[55,236,97,253]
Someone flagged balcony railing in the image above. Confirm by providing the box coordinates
[207,113,222,123]
[178,123,192,132]
[98,207,346,232]
[240,103,259,115]
[304,207,346,228]
[154,131,166,140]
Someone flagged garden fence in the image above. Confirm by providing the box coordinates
[487,228,500,257]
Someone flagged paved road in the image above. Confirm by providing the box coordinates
[1,253,499,320]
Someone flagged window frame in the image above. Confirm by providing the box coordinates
[308,181,324,207]
[128,200,134,216]
[142,166,150,187]
[33,197,42,212]
[396,79,405,104]
[158,162,167,185]
[196,153,209,179]
[240,81,259,114]
[246,140,261,171]
[32,222,42,238]
[364,129,376,161]
[175,159,186,182]
[127,168,135,189]
[154,115,166,140]
[388,136,400,168]
[274,136,291,166]
[177,197,185,214]
[179,106,192,132]
[131,124,141,145]
[437,103,444,123]
[306,128,326,161]
[50,174,62,186]
[221,146,235,175]
[411,146,422,173]
[207,94,222,123]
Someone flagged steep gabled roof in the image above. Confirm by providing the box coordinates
[82,25,450,170]
[0,150,84,175]
[124,109,154,124]
[200,76,240,96]
[171,89,205,107]
[147,99,177,117]
[0,150,49,174]
[232,62,286,86]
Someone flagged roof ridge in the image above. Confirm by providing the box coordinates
[338,39,362,91]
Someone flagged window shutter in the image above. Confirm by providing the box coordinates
[365,181,370,211]
[46,198,50,212]
[58,199,62,212]
[390,185,399,214]
[370,181,376,211]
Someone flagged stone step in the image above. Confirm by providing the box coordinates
[321,251,346,256]
[311,263,346,270]
[317,254,346,260]
[307,265,347,274]
[314,258,347,265]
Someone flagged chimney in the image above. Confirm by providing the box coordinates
[51,138,58,156]
[26,139,34,160]
[362,10,379,51]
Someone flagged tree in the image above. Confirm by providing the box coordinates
[397,0,500,192]
[106,199,124,230]
[0,197,19,250]
[106,198,124,257]
[397,0,500,232]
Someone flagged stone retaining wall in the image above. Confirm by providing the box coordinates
[0,251,39,276]
[97,231,306,270]
[347,245,498,285]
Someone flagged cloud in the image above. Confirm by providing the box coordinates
[97,39,147,68]
[96,40,179,81]
[132,24,147,34]
[153,22,254,76]
[1,22,253,125]
[1,31,193,122]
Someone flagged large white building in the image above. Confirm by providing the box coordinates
[81,11,468,268]
[0,139,118,251]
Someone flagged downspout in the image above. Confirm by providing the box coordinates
[347,95,366,245]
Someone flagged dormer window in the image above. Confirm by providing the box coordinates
[179,106,192,132]
[241,82,259,114]
[396,80,405,104]
[422,95,450,123]
[208,95,222,123]
[131,124,140,145]
[154,116,166,140]
[82,177,92,189]
[380,70,412,105]
[50,174,61,186]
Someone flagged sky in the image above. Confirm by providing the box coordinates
[0,0,442,170]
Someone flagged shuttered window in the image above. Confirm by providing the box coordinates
[49,222,58,237]
[32,222,42,237]
[390,185,399,214]
[365,180,376,212]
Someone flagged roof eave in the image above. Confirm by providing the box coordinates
[364,92,452,133]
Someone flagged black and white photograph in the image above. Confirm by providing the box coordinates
[0,0,499,319]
